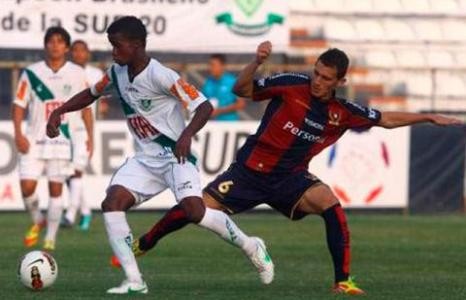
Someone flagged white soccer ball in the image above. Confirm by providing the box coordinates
[18,251,58,290]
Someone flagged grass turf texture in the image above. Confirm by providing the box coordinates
[1,212,466,299]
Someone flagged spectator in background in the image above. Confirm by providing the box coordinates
[202,54,245,120]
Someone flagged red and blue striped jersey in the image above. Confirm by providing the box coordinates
[236,73,381,174]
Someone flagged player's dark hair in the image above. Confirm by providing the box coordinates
[44,26,71,47]
[107,16,147,45]
[71,39,89,50]
[210,53,227,64]
[317,48,349,79]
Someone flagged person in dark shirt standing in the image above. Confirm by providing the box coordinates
[113,41,462,295]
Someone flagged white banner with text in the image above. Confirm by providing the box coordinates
[0,121,409,210]
[0,0,289,52]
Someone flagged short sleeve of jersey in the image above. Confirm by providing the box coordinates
[90,67,113,97]
[341,99,381,129]
[154,64,207,113]
[252,73,309,101]
[13,70,31,108]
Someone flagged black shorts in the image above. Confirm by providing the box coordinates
[203,163,322,220]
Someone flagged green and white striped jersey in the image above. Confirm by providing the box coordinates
[90,58,208,165]
[14,61,87,160]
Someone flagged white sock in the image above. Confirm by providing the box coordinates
[44,196,63,242]
[198,208,256,256]
[79,183,91,216]
[65,177,83,223]
[103,212,143,283]
[23,193,44,225]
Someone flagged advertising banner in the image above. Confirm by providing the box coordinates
[0,121,409,210]
[0,0,289,52]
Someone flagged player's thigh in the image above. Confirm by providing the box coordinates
[164,162,203,202]
[45,160,72,197]
[46,160,74,185]
[20,180,38,197]
[203,163,265,215]
[18,153,44,186]
[102,185,137,212]
[18,153,44,196]
[203,192,232,214]
[296,183,339,215]
[267,171,324,220]
[108,157,167,209]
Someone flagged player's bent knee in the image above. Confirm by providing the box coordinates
[179,197,205,223]
[101,197,133,212]
[321,193,339,211]
[48,181,63,198]
[20,180,37,197]
[102,185,136,212]
[21,187,35,198]
[299,184,340,214]
[101,199,113,212]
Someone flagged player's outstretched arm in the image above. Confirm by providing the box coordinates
[175,101,213,164]
[46,88,97,138]
[378,111,463,129]
[233,41,272,98]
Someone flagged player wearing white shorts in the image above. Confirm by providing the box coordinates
[61,40,103,231]
[46,16,273,294]
[12,27,92,251]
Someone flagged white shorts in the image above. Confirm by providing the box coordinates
[71,129,89,171]
[109,157,203,205]
[19,153,74,183]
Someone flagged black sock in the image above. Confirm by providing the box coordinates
[321,203,350,283]
[139,205,191,251]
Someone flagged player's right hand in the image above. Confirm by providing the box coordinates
[46,110,62,138]
[430,114,464,126]
[14,134,30,154]
[256,41,272,65]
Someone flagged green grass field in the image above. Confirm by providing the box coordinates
[1,212,466,299]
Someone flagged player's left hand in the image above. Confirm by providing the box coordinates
[430,114,464,126]
[46,109,62,138]
[175,131,192,164]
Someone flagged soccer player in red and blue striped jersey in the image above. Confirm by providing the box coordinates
[113,41,462,295]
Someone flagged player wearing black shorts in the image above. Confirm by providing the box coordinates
[112,41,462,295]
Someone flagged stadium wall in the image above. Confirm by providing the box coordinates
[409,124,466,213]
[0,121,443,212]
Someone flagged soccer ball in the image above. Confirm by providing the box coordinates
[18,251,58,290]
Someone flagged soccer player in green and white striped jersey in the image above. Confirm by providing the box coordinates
[12,27,93,251]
